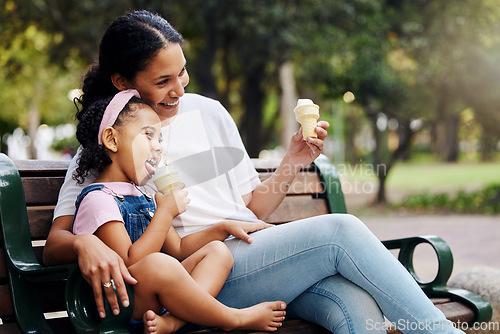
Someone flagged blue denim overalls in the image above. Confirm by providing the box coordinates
[73,184,157,333]
[73,184,155,243]
[73,184,208,334]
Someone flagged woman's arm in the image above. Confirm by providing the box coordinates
[162,220,274,261]
[246,121,329,220]
[43,215,136,318]
[43,215,82,264]
[95,187,188,267]
[246,153,301,220]
[95,209,174,267]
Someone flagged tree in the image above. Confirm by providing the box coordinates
[399,0,500,162]
[0,6,83,156]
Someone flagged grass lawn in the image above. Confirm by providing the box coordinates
[341,161,500,194]
[386,162,500,193]
[341,161,500,215]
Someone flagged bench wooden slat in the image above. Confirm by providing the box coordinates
[188,318,330,334]
[27,206,55,240]
[265,196,329,224]
[0,322,22,334]
[435,300,475,323]
[13,159,69,175]
[21,177,65,206]
[258,172,324,195]
[0,281,67,318]
[0,252,6,279]
[0,285,13,316]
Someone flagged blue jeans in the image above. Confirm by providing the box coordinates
[218,214,463,334]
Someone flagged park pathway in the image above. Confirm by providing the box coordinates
[359,213,500,281]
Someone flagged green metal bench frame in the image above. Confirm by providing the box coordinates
[0,153,492,333]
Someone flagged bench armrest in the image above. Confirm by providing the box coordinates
[313,155,347,214]
[382,235,492,323]
[1,154,75,281]
[66,267,133,333]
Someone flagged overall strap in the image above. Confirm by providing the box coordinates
[74,184,107,209]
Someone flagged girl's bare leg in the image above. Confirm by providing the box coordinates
[130,252,286,334]
[142,241,234,333]
[181,241,234,295]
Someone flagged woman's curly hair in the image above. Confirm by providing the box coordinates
[73,96,148,184]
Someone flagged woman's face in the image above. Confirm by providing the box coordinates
[127,43,189,122]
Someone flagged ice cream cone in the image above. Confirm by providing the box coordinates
[294,99,320,140]
[153,165,181,194]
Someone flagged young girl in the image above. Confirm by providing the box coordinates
[71,89,286,333]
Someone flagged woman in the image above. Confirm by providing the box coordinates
[44,10,462,334]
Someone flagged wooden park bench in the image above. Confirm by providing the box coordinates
[0,153,492,333]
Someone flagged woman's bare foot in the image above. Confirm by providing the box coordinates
[224,301,287,332]
[143,310,186,334]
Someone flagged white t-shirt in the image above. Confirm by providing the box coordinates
[54,93,262,237]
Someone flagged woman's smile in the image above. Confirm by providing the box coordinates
[128,44,189,120]
[156,99,180,114]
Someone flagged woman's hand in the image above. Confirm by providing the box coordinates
[222,220,275,243]
[287,121,330,169]
[74,235,137,318]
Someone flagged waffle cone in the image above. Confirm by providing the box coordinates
[299,115,319,139]
[294,102,320,140]
[153,172,180,194]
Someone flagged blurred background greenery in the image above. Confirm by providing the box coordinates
[1,0,499,209]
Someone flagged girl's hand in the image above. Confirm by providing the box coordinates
[287,121,329,169]
[74,234,137,318]
[155,184,190,218]
[223,220,275,243]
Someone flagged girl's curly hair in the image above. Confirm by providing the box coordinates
[73,96,149,184]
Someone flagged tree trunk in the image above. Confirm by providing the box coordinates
[344,112,358,164]
[27,83,42,159]
[278,62,298,149]
[377,119,414,204]
[240,64,266,158]
[193,6,219,100]
[433,88,459,162]
[477,115,499,162]
[365,98,387,204]
[372,116,387,204]
[28,99,40,159]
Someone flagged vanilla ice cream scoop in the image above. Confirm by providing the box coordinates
[153,164,181,194]
[294,99,320,140]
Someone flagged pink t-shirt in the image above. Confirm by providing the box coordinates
[72,182,152,235]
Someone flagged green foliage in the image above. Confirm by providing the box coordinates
[0,2,84,137]
[1,0,500,163]
[397,184,500,214]
[51,135,79,154]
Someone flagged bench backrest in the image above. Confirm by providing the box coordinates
[0,153,346,332]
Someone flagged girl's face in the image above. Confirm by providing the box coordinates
[114,105,163,186]
[128,43,189,123]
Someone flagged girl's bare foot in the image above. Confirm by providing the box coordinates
[143,310,186,334]
[224,301,287,332]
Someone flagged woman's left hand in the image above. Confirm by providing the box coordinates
[223,221,275,243]
[287,121,329,169]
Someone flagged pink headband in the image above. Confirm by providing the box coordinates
[98,89,141,145]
